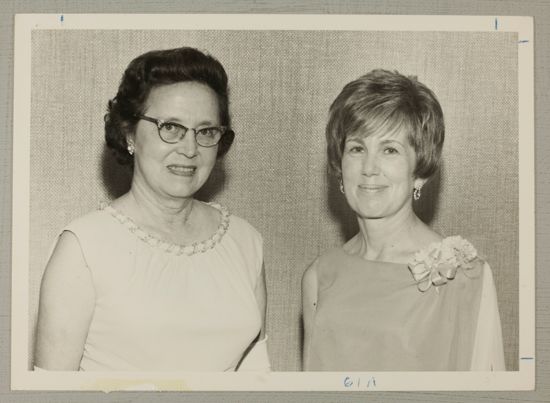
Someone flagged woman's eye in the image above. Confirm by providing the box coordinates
[384,147,398,154]
[162,122,177,132]
[347,145,364,153]
[199,128,218,138]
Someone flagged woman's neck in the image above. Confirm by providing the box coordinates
[354,206,434,264]
[121,181,195,232]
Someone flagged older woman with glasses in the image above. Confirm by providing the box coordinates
[302,69,505,371]
[34,47,269,372]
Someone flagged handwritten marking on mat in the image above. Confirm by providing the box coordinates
[344,376,377,389]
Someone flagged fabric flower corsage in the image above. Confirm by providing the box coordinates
[407,236,479,293]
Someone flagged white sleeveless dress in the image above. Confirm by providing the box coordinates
[60,202,264,371]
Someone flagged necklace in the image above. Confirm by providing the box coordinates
[102,202,230,256]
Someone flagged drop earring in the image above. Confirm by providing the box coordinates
[127,143,135,155]
[339,179,345,194]
[413,186,422,201]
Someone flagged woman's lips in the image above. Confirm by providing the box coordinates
[167,164,196,176]
[358,184,387,192]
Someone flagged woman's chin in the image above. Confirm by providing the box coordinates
[358,213,386,220]
[353,205,389,220]
[158,186,200,200]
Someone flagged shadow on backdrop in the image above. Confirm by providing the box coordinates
[101,145,132,199]
[101,144,227,202]
[413,165,442,226]
[327,174,359,240]
[195,159,227,202]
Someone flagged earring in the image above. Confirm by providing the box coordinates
[413,186,422,201]
[127,143,135,155]
[339,179,345,194]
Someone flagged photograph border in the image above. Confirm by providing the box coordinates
[11,13,534,391]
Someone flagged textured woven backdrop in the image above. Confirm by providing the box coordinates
[28,30,518,371]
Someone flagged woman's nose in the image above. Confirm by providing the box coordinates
[362,153,380,176]
[176,129,198,158]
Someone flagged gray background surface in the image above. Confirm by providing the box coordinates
[2,0,549,402]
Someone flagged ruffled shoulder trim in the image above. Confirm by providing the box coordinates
[407,236,483,293]
[99,201,230,256]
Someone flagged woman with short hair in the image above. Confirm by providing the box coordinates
[302,69,505,371]
[35,47,269,372]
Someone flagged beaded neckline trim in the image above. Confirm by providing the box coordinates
[100,201,230,256]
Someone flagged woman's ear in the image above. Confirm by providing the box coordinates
[413,177,428,190]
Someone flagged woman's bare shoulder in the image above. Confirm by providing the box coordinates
[36,231,95,370]
[302,259,319,287]
[342,233,362,255]
[411,221,444,250]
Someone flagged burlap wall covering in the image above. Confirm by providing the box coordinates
[28,30,518,370]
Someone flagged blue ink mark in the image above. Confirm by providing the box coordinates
[521,357,534,360]
[495,18,498,30]
[343,376,353,387]
[367,377,376,387]
[519,40,529,44]
[60,15,64,23]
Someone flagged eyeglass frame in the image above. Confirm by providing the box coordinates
[135,114,231,148]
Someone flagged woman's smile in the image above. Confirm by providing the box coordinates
[167,164,197,177]
[357,184,389,193]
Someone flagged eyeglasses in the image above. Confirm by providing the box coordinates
[136,114,230,147]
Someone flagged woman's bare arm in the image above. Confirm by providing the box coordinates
[254,263,267,339]
[34,231,95,370]
[236,263,270,371]
[301,261,318,369]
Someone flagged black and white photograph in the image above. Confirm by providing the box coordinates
[11,14,534,390]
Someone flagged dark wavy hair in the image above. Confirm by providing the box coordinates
[105,47,234,165]
[326,69,445,180]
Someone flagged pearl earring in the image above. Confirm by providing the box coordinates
[127,143,135,155]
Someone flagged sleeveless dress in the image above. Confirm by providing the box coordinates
[59,202,264,371]
[304,236,505,371]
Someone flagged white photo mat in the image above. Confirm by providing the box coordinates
[12,13,534,391]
